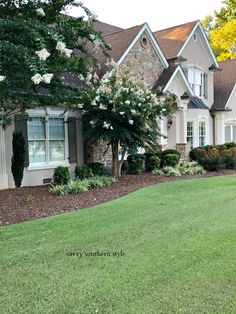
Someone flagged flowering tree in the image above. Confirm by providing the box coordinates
[0,0,107,128]
[79,62,176,177]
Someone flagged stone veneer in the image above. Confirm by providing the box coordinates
[118,31,164,88]
[88,31,165,166]
[176,143,192,160]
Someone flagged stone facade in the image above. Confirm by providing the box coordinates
[118,31,164,88]
[176,143,192,160]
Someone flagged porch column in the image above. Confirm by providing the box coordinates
[176,101,191,159]
[214,112,225,145]
[0,125,8,189]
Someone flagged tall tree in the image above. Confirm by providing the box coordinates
[80,61,177,177]
[0,0,107,129]
[202,0,236,61]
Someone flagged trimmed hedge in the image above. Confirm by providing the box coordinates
[53,166,70,185]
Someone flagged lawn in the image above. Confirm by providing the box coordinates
[1,176,236,314]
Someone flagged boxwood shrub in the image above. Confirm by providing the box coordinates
[144,152,161,171]
[53,166,70,185]
[74,164,93,180]
[127,154,146,174]
[87,162,107,176]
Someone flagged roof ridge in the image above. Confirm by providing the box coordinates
[104,23,145,38]
[154,20,198,34]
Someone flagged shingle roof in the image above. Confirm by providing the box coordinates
[212,59,236,111]
[152,64,178,92]
[153,21,198,59]
[187,98,209,110]
[94,24,145,76]
[93,20,123,36]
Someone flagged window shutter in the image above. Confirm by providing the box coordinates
[203,73,208,99]
[68,117,77,163]
[14,114,29,167]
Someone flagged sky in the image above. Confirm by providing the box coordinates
[69,0,224,31]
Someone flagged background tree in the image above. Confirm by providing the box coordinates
[202,0,236,60]
[0,0,107,128]
[80,62,176,177]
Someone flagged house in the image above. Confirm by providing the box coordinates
[0,19,235,189]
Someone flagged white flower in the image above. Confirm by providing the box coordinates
[35,48,50,61]
[162,108,166,112]
[77,104,83,109]
[131,109,136,115]
[64,48,73,58]
[78,74,85,81]
[31,73,42,85]
[56,41,66,52]
[0,75,6,82]
[42,73,53,84]
[99,104,106,110]
[129,119,134,125]
[119,112,125,115]
[125,100,130,105]
[91,100,97,106]
[86,73,92,82]
[90,120,95,126]
[110,126,113,130]
[36,8,45,17]
[103,121,110,129]
[89,34,96,41]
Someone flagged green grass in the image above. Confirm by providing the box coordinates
[1,176,236,314]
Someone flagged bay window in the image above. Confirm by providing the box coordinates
[187,121,194,148]
[187,68,207,98]
[28,117,66,165]
[225,125,236,143]
[199,121,206,147]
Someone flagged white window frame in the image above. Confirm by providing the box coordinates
[198,120,207,147]
[186,121,195,148]
[187,67,207,99]
[224,124,236,143]
[27,110,69,170]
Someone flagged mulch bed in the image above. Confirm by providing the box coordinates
[1,170,236,227]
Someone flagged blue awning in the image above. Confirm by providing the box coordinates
[187,98,209,110]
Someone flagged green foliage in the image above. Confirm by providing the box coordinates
[222,148,236,169]
[178,161,205,175]
[152,168,164,176]
[163,166,181,177]
[161,153,180,167]
[50,175,116,195]
[144,152,161,171]
[11,131,26,187]
[202,0,236,61]
[161,149,181,158]
[74,164,93,180]
[53,166,70,185]
[0,0,107,128]
[127,154,146,174]
[87,162,107,176]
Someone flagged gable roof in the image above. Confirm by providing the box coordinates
[93,20,123,36]
[154,21,198,59]
[153,64,194,96]
[212,59,236,111]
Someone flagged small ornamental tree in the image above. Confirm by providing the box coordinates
[80,61,177,177]
[11,131,26,188]
[0,0,108,128]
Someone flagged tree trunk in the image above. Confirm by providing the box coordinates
[112,141,125,177]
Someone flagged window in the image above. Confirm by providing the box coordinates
[199,121,206,147]
[187,121,194,148]
[187,69,207,98]
[28,117,66,165]
[225,125,236,143]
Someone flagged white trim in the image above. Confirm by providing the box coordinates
[117,23,169,69]
[225,83,236,109]
[163,65,194,96]
[177,21,219,69]
[27,163,70,171]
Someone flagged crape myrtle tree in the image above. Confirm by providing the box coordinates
[0,0,108,128]
[79,61,177,177]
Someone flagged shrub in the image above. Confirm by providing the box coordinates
[222,148,236,169]
[178,161,205,175]
[161,149,180,158]
[144,152,161,171]
[11,132,26,188]
[224,142,236,149]
[163,166,181,177]
[53,166,70,185]
[50,184,68,196]
[161,153,180,167]
[127,154,146,174]
[189,147,206,163]
[67,180,89,193]
[74,164,93,180]
[152,169,164,176]
[87,162,107,176]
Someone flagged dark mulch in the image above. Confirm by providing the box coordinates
[1,170,236,227]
